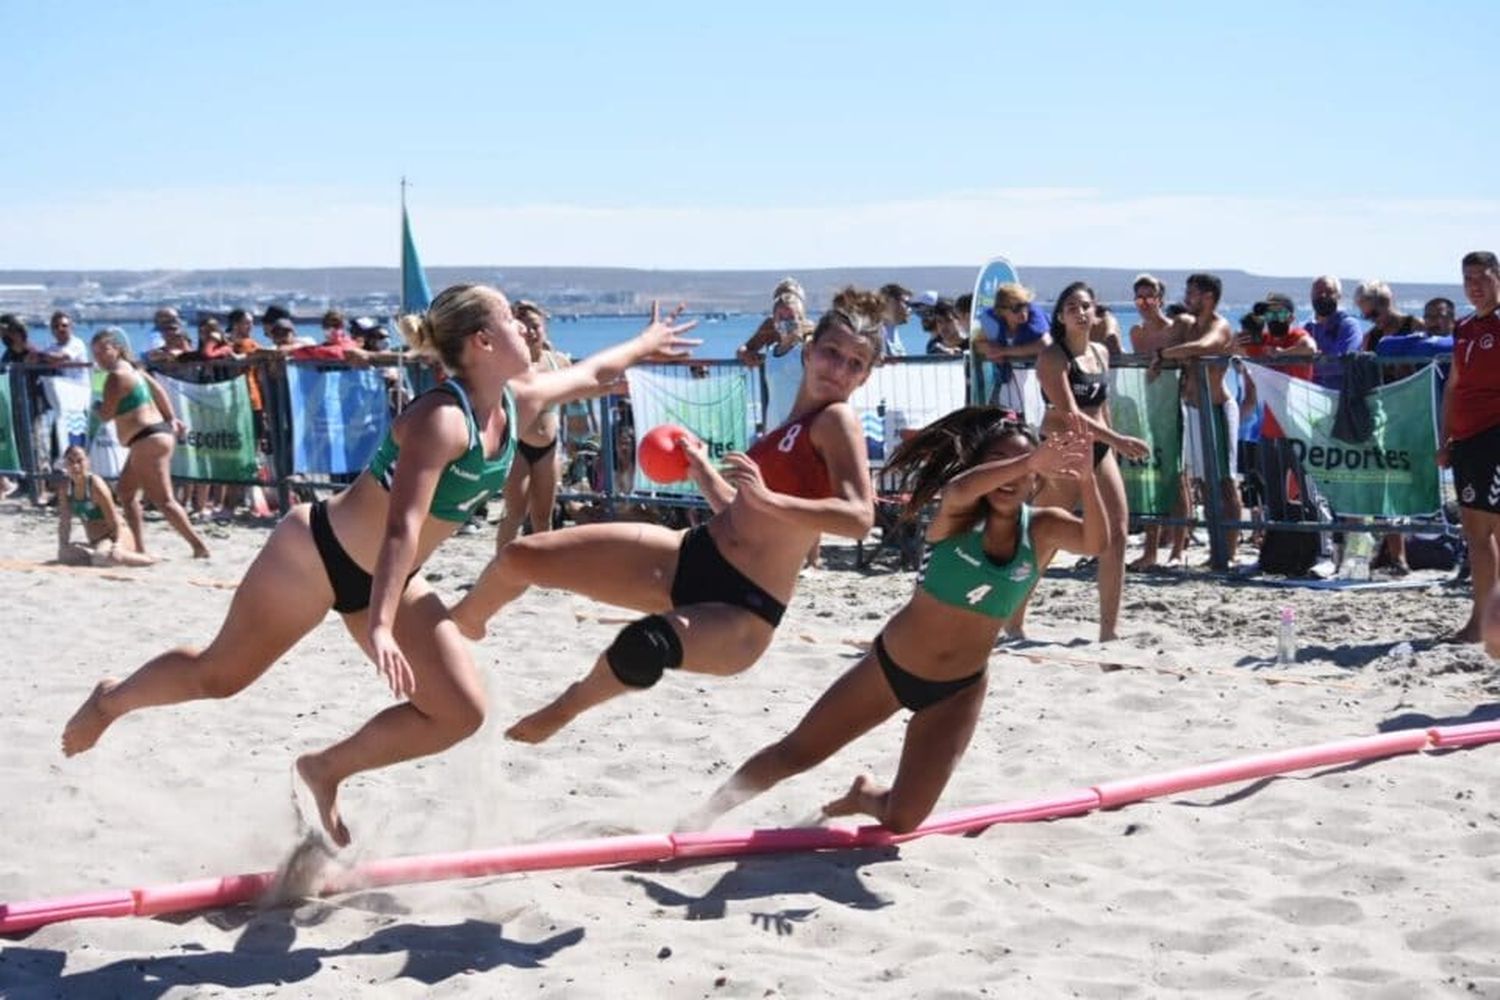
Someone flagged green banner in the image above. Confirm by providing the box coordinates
[0,371,19,471]
[624,367,755,496]
[1108,367,1182,515]
[158,374,259,481]
[1245,362,1440,516]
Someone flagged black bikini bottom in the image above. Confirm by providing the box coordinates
[310,499,416,614]
[516,437,558,465]
[127,421,174,447]
[669,525,785,627]
[875,634,985,712]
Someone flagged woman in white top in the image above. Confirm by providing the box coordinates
[736,279,820,565]
[737,279,815,432]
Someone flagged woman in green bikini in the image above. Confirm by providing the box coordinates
[63,288,697,848]
[55,444,156,567]
[683,407,1107,834]
[90,327,211,559]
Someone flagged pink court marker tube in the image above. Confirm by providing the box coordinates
[670,826,867,860]
[132,873,279,917]
[339,834,676,892]
[1092,730,1433,809]
[0,890,136,935]
[1428,721,1500,749]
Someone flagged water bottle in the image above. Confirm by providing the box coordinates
[1343,527,1373,581]
[1277,607,1297,665]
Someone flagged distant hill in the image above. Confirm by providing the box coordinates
[0,265,1462,315]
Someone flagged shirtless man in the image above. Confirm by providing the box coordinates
[1126,274,1188,569]
[1153,272,1243,567]
[1091,303,1124,358]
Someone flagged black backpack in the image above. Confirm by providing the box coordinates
[1258,510,1321,576]
[1257,438,1324,577]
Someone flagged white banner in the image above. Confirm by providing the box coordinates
[849,358,968,465]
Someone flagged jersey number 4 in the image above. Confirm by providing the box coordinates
[965,584,992,605]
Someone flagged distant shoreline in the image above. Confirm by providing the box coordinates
[0,264,1465,320]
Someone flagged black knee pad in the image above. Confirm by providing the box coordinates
[606,614,684,688]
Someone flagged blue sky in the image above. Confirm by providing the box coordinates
[3,0,1493,280]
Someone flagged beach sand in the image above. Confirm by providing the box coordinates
[2,498,1499,998]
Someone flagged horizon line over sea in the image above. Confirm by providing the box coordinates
[29,305,1396,365]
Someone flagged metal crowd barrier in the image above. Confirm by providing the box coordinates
[0,351,1456,575]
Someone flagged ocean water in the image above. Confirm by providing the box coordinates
[54,304,1342,363]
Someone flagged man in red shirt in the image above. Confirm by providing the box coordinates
[1240,292,1316,440]
[1237,294,1320,558]
[1440,250,1500,644]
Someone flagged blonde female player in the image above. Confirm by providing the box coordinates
[683,408,1105,832]
[55,444,156,567]
[62,287,697,847]
[90,327,211,559]
[450,288,886,743]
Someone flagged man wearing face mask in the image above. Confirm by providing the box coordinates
[1240,293,1315,436]
[1307,275,1362,390]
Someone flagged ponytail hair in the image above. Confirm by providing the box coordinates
[91,326,136,366]
[813,285,886,362]
[884,405,1040,522]
[395,283,502,374]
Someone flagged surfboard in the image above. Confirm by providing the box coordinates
[968,255,1045,424]
[967,255,1019,406]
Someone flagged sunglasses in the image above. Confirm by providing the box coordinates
[1262,309,1292,321]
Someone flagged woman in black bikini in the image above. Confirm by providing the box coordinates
[1018,282,1147,642]
[495,301,576,545]
[62,290,697,848]
[90,327,211,559]
[450,288,885,744]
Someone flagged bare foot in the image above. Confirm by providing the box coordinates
[62,678,121,756]
[192,546,211,560]
[821,774,884,820]
[505,691,584,744]
[295,755,351,848]
[1440,626,1482,645]
[506,664,629,743]
[266,830,337,904]
[1003,622,1026,641]
[1126,555,1157,572]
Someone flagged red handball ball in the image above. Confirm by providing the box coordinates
[639,424,693,484]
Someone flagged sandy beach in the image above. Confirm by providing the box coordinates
[2,497,1499,998]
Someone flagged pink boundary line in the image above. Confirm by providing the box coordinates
[5,721,1497,935]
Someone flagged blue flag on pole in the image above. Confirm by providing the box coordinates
[287,364,392,475]
[402,202,433,314]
